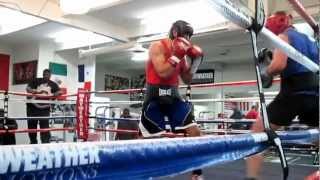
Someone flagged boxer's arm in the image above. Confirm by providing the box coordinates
[53,90,63,96]
[52,83,62,96]
[150,42,176,78]
[26,79,40,94]
[267,34,288,76]
[180,59,193,84]
[180,44,204,84]
[26,86,36,93]
[51,81,61,95]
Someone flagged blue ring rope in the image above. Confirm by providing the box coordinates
[0,129,318,180]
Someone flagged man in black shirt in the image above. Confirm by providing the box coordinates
[0,109,17,145]
[229,102,245,129]
[26,69,61,144]
[115,108,139,140]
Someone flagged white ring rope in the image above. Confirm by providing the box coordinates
[197,118,255,123]
[261,28,319,72]
[2,116,76,120]
[90,97,275,104]
[202,129,251,134]
[2,96,275,105]
[3,98,76,105]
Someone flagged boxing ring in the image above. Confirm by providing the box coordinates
[0,0,319,179]
[0,77,318,179]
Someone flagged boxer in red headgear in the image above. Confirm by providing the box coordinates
[140,20,204,180]
[245,11,319,180]
[265,11,293,35]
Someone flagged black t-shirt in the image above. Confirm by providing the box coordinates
[229,109,244,119]
[27,78,60,110]
[116,115,139,140]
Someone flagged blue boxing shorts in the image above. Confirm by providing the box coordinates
[139,99,197,137]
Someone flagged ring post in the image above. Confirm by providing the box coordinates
[249,1,288,179]
[3,91,9,132]
[76,88,90,141]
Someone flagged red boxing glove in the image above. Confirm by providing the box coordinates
[187,45,203,59]
[172,37,192,59]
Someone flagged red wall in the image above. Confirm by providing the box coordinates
[0,54,10,91]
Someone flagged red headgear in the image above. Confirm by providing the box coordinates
[266,12,292,35]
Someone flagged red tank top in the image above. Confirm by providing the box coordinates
[146,38,187,86]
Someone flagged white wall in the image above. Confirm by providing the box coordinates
[222,63,256,81]
[95,63,133,91]
[7,43,39,144]
[95,62,133,101]
[0,43,13,55]
[193,62,280,118]
[38,41,56,76]
[55,50,96,94]
[221,62,279,94]
[9,43,39,114]
[3,40,98,144]
[95,62,143,115]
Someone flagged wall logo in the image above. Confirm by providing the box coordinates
[191,69,215,84]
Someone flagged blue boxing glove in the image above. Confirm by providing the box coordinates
[258,48,273,88]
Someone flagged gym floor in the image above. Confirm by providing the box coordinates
[160,153,318,180]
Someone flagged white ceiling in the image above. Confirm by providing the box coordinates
[0,22,66,46]
[88,0,190,32]
[95,29,263,74]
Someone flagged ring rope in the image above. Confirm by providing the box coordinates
[287,0,319,34]
[0,91,77,98]
[90,96,275,104]
[0,129,317,179]
[2,96,275,105]
[92,128,185,138]
[3,98,76,104]
[197,119,255,123]
[0,127,74,134]
[89,79,280,94]
[202,129,251,134]
[1,116,76,120]
[0,79,280,97]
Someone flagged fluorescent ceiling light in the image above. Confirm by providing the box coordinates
[60,0,127,14]
[137,0,227,34]
[129,44,148,53]
[0,7,46,35]
[48,27,113,49]
[131,52,148,62]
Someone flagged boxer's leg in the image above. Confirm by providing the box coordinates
[27,119,38,144]
[246,95,297,179]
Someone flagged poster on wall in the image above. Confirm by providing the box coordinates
[13,60,37,85]
[104,74,129,90]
